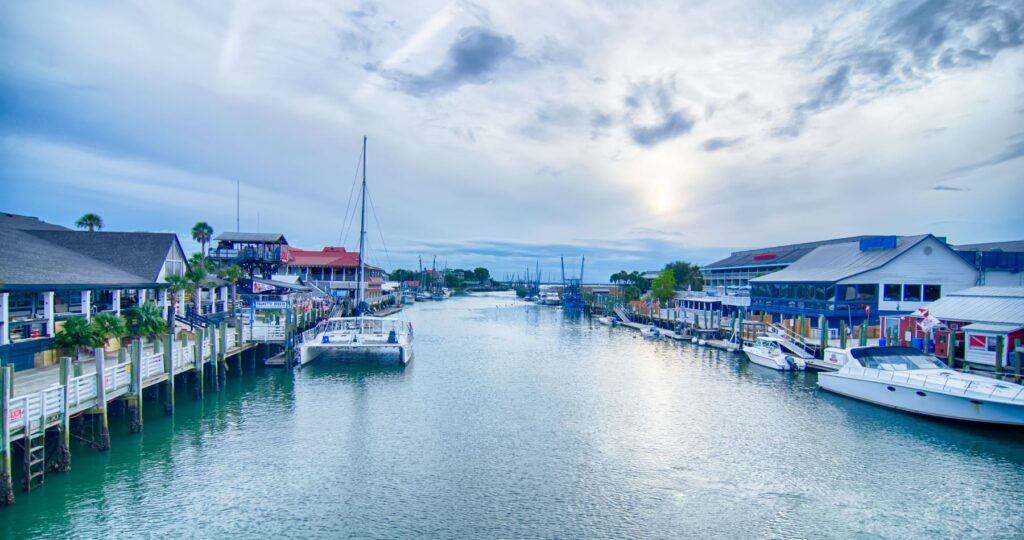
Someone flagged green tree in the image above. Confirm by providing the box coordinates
[664,260,704,291]
[389,268,416,283]
[124,302,168,341]
[54,316,104,362]
[186,253,214,312]
[164,274,191,327]
[623,285,642,302]
[217,265,246,317]
[650,269,677,303]
[75,213,104,232]
[91,313,127,347]
[472,267,490,282]
[191,222,214,256]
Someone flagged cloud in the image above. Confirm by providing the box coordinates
[621,77,696,147]
[700,136,744,152]
[385,26,517,96]
[946,139,1024,175]
[931,185,967,191]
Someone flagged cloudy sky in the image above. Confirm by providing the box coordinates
[2,0,1022,281]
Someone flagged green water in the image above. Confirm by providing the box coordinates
[2,293,1023,539]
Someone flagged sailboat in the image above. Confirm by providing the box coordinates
[298,137,414,366]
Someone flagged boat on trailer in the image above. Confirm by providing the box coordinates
[817,346,1024,426]
[299,316,413,366]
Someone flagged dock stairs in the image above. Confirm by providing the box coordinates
[768,323,815,359]
[22,418,45,491]
[613,306,632,323]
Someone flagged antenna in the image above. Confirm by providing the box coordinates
[236,179,240,232]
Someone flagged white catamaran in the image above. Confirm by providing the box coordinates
[298,137,414,367]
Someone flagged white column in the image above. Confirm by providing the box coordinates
[221,287,228,312]
[81,290,92,321]
[43,291,55,336]
[177,291,185,316]
[113,289,122,316]
[0,292,8,345]
[196,287,203,314]
[160,289,169,319]
[137,289,146,305]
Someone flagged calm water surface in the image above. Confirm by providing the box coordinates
[2,293,1023,539]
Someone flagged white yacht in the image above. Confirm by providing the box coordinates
[641,325,660,339]
[299,316,413,366]
[540,291,561,306]
[818,346,1024,426]
[744,337,807,371]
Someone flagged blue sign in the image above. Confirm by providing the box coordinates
[859,236,897,252]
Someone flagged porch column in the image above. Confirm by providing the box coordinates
[113,290,122,317]
[221,287,228,313]
[176,291,185,316]
[43,291,55,337]
[160,289,169,319]
[137,289,146,306]
[196,287,203,314]
[0,293,8,346]
[81,290,92,321]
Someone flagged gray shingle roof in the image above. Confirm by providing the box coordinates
[25,230,180,282]
[923,286,1024,325]
[0,228,156,289]
[751,234,939,283]
[0,213,70,231]
[704,235,884,270]
[214,232,288,244]
[953,240,1024,252]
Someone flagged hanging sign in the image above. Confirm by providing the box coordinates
[254,300,289,310]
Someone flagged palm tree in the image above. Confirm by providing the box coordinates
[75,213,104,232]
[217,265,246,317]
[191,222,214,256]
[54,317,104,363]
[124,302,168,342]
[91,313,127,349]
[186,253,214,314]
[164,274,191,328]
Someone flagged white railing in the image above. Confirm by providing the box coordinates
[8,386,63,434]
[226,331,237,350]
[843,367,1024,403]
[104,362,131,393]
[202,339,211,359]
[173,345,195,371]
[141,352,164,380]
[67,374,97,410]
[248,324,286,341]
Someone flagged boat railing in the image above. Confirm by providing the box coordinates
[843,367,1024,403]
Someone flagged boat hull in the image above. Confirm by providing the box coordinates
[301,342,412,366]
[818,373,1024,426]
[744,349,788,370]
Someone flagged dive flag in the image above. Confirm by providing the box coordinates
[969,335,987,349]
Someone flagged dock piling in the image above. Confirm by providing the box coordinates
[52,357,72,472]
[129,341,143,433]
[995,336,1004,378]
[193,332,204,400]
[163,334,175,415]
[92,349,111,451]
[1,366,14,506]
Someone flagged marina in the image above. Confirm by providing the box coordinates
[2,294,1023,538]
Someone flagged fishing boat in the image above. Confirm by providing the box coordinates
[744,337,806,371]
[415,290,432,301]
[298,137,414,367]
[817,346,1024,426]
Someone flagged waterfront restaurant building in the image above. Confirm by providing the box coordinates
[0,213,199,370]
[748,235,978,326]
[278,246,384,303]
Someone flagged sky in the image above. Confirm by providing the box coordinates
[1,0,1022,282]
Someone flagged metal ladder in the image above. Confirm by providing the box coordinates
[769,323,816,359]
[23,418,45,492]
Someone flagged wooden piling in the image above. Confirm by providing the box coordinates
[995,335,1004,378]
[859,321,868,347]
[163,334,175,415]
[818,315,827,359]
[949,331,958,370]
[1014,339,1021,380]
[93,349,111,450]
[209,326,219,391]
[1,365,14,506]
[840,321,847,349]
[129,341,143,433]
[52,357,72,472]
[193,331,204,400]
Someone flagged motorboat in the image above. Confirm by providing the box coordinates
[299,316,413,366]
[817,346,1024,426]
[415,291,432,301]
[540,291,561,306]
[597,316,614,326]
[744,337,806,371]
[641,325,660,339]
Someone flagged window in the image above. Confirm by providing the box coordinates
[856,284,878,301]
[923,284,941,302]
[839,285,857,301]
[903,284,922,302]
[883,284,901,301]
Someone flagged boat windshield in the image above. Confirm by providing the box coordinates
[850,347,948,370]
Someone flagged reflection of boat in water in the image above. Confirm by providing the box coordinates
[299,316,413,366]
[744,337,806,371]
[818,346,1024,426]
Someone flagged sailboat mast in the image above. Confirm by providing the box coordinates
[357,136,368,312]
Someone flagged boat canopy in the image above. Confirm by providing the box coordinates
[849,347,947,370]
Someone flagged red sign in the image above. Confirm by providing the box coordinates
[752,253,777,261]
[969,335,987,349]
[9,408,22,422]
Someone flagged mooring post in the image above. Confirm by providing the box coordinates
[859,321,868,347]
[1,365,14,505]
[209,325,220,390]
[1014,339,1021,381]
[840,321,847,349]
[130,341,143,433]
[163,334,174,415]
[995,335,1004,378]
[93,348,111,451]
[53,357,72,472]
[219,323,228,384]
[818,316,827,358]
[193,331,204,400]
[948,332,957,370]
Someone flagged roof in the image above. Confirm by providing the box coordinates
[25,230,181,282]
[0,213,70,231]
[751,235,941,283]
[961,322,1024,333]
[0,227,158,290]
[214,232,288,244]
[953,240,1024,253]
[282,246,383,271]
[921,286,1024,325]
[704,235,883,270]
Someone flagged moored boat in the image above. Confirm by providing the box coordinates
[817,346,1024,426]
[744,337,806,371]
